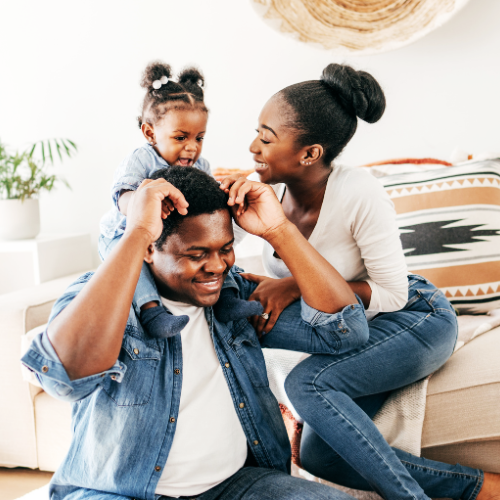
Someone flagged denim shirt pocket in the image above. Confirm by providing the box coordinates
[229,320,269,388]
[102,330,161,406]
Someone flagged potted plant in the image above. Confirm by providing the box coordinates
[0,138,77,240]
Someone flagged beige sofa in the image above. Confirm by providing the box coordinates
[1,267,500,478]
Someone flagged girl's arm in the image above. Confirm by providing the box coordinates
[118,190,134,215]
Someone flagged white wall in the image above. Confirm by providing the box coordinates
[1,0,499,265]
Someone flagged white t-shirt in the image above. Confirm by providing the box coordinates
[155,297,248,497]
[263,164,409,320]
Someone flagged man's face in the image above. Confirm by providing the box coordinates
[145,210,235,307]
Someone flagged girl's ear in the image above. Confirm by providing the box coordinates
[142,123,156,146]
[144,243,155,264]
[299,145,324,166]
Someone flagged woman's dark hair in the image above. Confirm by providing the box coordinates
[138,61,208,128]
[150,166,229,250]
[277,64,386,165]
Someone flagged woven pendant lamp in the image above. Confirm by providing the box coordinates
[251,0,470,55]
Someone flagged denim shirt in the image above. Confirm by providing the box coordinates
[100,143,211,239]
[21,268,367,500]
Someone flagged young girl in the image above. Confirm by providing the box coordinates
[99,61,259,337]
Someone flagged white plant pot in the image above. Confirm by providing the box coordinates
[0,198,41,240]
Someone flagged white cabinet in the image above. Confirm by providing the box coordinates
[0,233,92,295]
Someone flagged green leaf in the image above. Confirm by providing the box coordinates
[47,140,54,164]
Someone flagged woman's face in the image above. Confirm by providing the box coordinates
[249,97,304,185]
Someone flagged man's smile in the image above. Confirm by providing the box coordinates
[192,275,224,293]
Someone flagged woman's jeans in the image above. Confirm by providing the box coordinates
[285,275,483,500]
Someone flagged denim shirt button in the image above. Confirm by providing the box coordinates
[239,403,245,409]
[225,362,230,368]
[174,369,180,375]
[111,375,117,381]
[155,466,161,472]
[169,417,176,423]
[133,348,139,355]
[42,365,49,373]
[351,305,355,310]
[253,440,259,445]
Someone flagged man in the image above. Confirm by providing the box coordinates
[22,167,362,500]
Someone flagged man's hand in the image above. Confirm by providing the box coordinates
[242,274,301,336]
[126,179,189,243]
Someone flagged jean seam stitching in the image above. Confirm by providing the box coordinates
[399,460,481,480]
[469,474,484,500]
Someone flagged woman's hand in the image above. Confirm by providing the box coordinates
[219,173,250,193]
[242,274,301,336]
[225,178,288,239]
[126,179,189,243]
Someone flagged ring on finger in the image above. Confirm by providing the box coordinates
[261,312,270,320]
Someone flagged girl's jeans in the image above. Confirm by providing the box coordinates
[285,275,483,500]
[99,235,162,314]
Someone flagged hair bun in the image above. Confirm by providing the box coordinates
[321,64,385,123]
[140,61,173,90]
[178,67,205,88]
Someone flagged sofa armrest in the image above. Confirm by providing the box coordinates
[0,270,93,469]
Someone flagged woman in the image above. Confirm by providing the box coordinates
[221,64,499,500]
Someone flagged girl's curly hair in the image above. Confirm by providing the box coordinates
[138,61,208,128]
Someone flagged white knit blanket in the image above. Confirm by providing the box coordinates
[263,309,500,458]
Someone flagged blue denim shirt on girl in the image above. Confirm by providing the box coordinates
[21,269,368,500]
[99,142,211,239]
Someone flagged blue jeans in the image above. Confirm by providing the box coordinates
[157,466,357,499]
[285,275,483,500]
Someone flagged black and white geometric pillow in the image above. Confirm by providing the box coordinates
[379,160,500,314]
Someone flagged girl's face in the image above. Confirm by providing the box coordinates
[144,109,208,167]
[249,98,305,185]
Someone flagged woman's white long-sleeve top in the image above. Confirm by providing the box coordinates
[263,164,409,320]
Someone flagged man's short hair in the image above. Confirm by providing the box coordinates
[150,166,230,250]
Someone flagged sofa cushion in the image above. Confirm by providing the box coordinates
[421,326,500,472]
[378,160,500,313]
[34,391,72,472]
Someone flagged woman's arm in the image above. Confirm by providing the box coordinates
[48,179,188,380]
[227,178,356,314]
[343,169,408,313]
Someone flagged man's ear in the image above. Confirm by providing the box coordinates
[142,122,156,146]
[144,243,155,264]
[299,145,324,166]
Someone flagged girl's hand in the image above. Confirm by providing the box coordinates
[126,179,189,243]
[226,178,288,239]
[241,274,301,336]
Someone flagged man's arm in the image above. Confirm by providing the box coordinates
[47,179,188,380]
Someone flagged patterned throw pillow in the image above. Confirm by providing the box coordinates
[378,160,500,314]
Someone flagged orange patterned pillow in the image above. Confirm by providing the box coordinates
[379,160,500,313]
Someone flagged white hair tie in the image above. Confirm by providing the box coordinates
[152,75,169,90]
